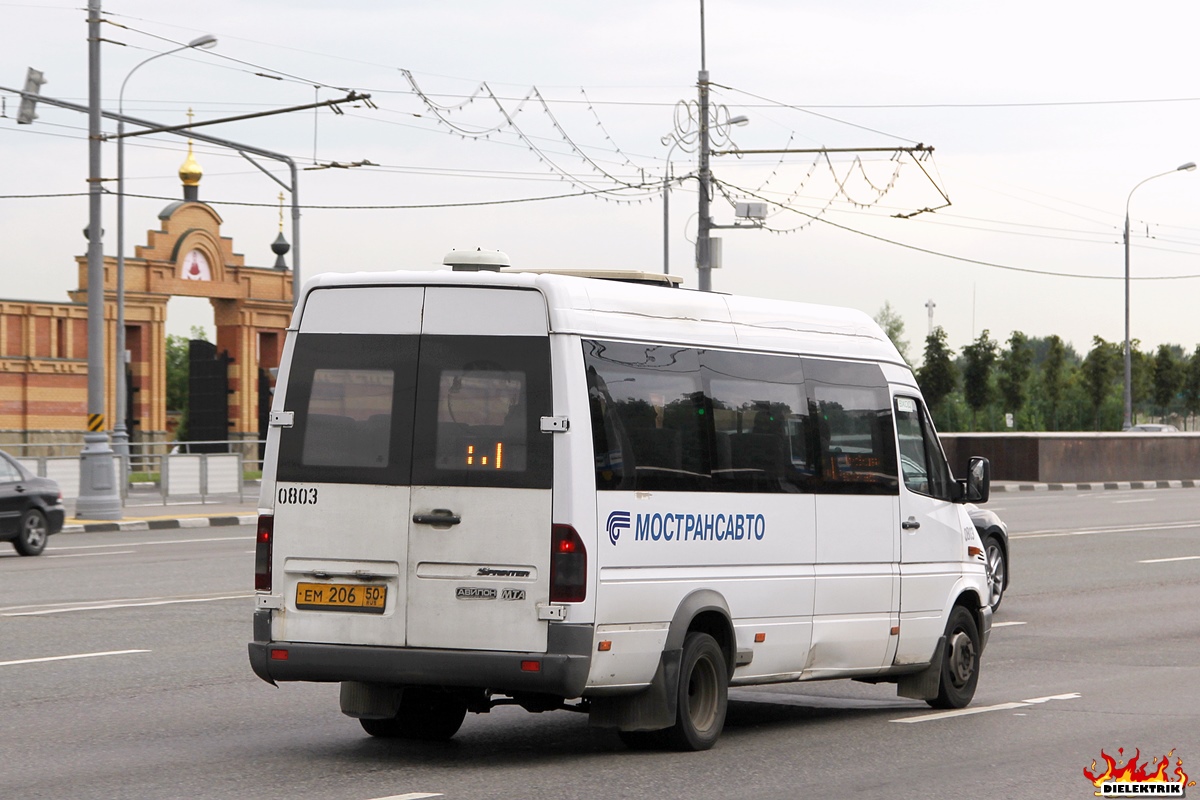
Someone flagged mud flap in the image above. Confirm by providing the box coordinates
[896,636,946,701]
[340,681,404,719]
[588,648,682,731]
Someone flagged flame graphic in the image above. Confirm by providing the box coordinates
[1083,748,1195,796]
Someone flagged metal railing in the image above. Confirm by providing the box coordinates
[6,439,264,504]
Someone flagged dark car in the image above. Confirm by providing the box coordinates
[0,450,66,556]
[966,504,1008,612]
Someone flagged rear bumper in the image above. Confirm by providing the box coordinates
[47,506,65,534]
[249,618,593,698]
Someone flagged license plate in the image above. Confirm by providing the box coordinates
[295,582,387,614]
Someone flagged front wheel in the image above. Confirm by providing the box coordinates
[14,509,48,556]
[927,606,980,709]
[984,535,1007,611]
[662,632,728,751]
[360,689,467,741]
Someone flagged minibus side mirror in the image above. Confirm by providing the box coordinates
[955,456,991,504]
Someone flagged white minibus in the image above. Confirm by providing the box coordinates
[249,264,994,751]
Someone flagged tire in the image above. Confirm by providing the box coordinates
[14,509,48,556]
[662,632,728,751]
[360,689,467,741]
[984,535,1007,612]
[927,606,981,709]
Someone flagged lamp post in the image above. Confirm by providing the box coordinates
[661,135,689,275]
[114,34,217,481]
[665,106,747,288]
[1122,161,1196,430]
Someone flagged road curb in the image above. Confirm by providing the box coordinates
[993,479,1200,493]
[62,514,259,534]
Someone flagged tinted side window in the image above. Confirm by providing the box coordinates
[895,396,953,500]
[411,336,552,489]
[278,333,417,485]
[704,350,813,493]
[0,454,23,482]
[583,340,709,492]
[804,358,898,495]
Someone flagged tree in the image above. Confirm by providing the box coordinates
[1151,344,1183,421]
[1081,336,1121,430]
[1130,342,1153,424]
[996,331,1033,426]
[961,330,998,429]
[873,302,911,366]
[1040,335,1068,431]
[1184,346,1200,430]
[917,326,957,411]
[165,334,190,413]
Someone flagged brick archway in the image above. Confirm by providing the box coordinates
[66,198,294,449]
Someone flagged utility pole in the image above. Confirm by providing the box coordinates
[76,0,121,519]
[696,2,713,292]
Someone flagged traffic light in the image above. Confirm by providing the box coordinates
[17,67,46,125]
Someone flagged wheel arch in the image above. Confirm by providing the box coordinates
[952,587,989,653]
[665,589,735,680]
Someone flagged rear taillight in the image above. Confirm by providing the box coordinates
[255,514,274,592]
[549,524,586,603]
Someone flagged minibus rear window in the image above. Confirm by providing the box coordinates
[411,336,552,489]
[277,334,417,485]
[279,333,551,488]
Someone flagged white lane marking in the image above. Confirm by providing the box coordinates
[2,593,252,616]
[1114,498,1156,504]
[892,692,1079,723]
[51,536,251,552]
[991,621,1027,628]
[47,551,137,559]
[1139,555,1200,563]
[370,795,444,800]
[0,649,150,668]
[1024,692,1082,703]
[1014,520,1200,539]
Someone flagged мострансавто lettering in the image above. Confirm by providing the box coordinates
[634,512,766,542]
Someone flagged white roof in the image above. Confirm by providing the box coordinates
[297,269,905,366]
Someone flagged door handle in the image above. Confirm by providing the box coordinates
[901,517,921,530]
[413,509,462,526]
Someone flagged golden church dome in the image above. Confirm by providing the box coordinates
[179,140,202,188]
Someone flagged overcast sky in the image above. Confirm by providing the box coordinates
[5,0,1200,360]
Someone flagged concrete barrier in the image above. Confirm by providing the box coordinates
[941,432,1200,483]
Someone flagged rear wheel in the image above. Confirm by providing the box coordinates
[662,632,728,751]
[359,689,467,740]
[14,509,48,556]
[927,606,980,709]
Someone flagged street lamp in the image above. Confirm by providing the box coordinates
[667,100,748,288]
[1122,161,1195,430]
[114,34,217,480]
[660,133,692,275]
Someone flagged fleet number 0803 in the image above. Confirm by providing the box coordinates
[278,487,318,505]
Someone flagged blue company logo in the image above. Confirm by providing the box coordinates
[605,511,766,545]
[606,511,631,545]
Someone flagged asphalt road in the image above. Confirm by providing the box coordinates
[2,489,1198,799]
